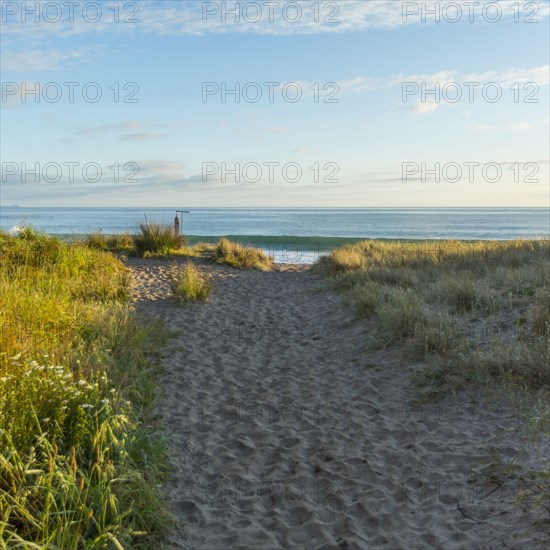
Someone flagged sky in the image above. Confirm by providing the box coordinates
[1,0,549,207]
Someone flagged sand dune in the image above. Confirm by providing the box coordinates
[127,258,548,550]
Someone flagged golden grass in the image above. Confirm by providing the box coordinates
[169,263,212,303]
[316,239,550,395]
[212,237,273,270]
[86,230,134,251]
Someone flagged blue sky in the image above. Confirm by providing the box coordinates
[1,0,549,206]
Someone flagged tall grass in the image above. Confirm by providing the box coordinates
[86,231,133,251]
[0,229,171,548]
[213,237,272,270]
[169,263,212,303]
[132,221,184,257]
[317,239,550,395]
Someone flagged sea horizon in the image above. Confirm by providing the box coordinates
[2,206,547,264]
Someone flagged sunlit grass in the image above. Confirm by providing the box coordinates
[86,230,134,251]
[132,221,185,257]
[316,239,550,395]
[169,263,212,303]
[212,237,273,270]
[0,228,171,548]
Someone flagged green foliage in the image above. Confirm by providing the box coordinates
[0,230,171,548]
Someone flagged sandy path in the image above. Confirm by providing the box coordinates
[128,258,548,550]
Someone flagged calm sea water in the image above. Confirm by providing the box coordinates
[1,207,548,263]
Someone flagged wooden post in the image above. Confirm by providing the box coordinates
[174,214,180,236]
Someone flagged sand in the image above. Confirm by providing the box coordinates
[127,257,549,550]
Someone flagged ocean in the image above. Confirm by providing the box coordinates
[1,207,548,264]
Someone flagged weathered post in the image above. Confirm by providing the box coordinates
[174,214,180,237]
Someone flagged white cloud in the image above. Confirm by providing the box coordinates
[288,66,549,103]
[472,119,548,131]
[509,122,533,130]
[412,101,441,115]
[2,1,548,41]
[3,2,549,71]
[0,47,100,71]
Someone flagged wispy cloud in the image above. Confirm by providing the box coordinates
[73,121,146,137]
[122,132,164,141]
[3,2,549,73]
[1,47,102,72]
[291,66,549,104]
[472,119,549,131]
[2,1,548,40]
[66,120,189,141]
[412,101,441,115]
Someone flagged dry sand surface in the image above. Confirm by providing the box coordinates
[127,258,548,550]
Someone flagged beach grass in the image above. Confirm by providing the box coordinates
[132,221,185,258]
[211,237,273,270]
[84,230,275,268]
[169,263,212,303]
[86,230,134,251]
[0,228,171,548]
[316,239,550,398]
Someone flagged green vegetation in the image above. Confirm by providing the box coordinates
[212,237,273,270]
[316,239,550,397]
[169,263,212,304]
[0,229,171,548]
[132,221,185,258]
[84,229,275,269]
[86,230,134,252]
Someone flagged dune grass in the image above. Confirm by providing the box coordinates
[132,221,185,258]
[316,239,550,397]
[84,230,273,268]
[169,263,212,304]
[0,228,171,548]
[86,230,134,251]
[212,237,273,270]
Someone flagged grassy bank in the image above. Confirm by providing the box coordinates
[316,239,549,403]
[0,229,171,548]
